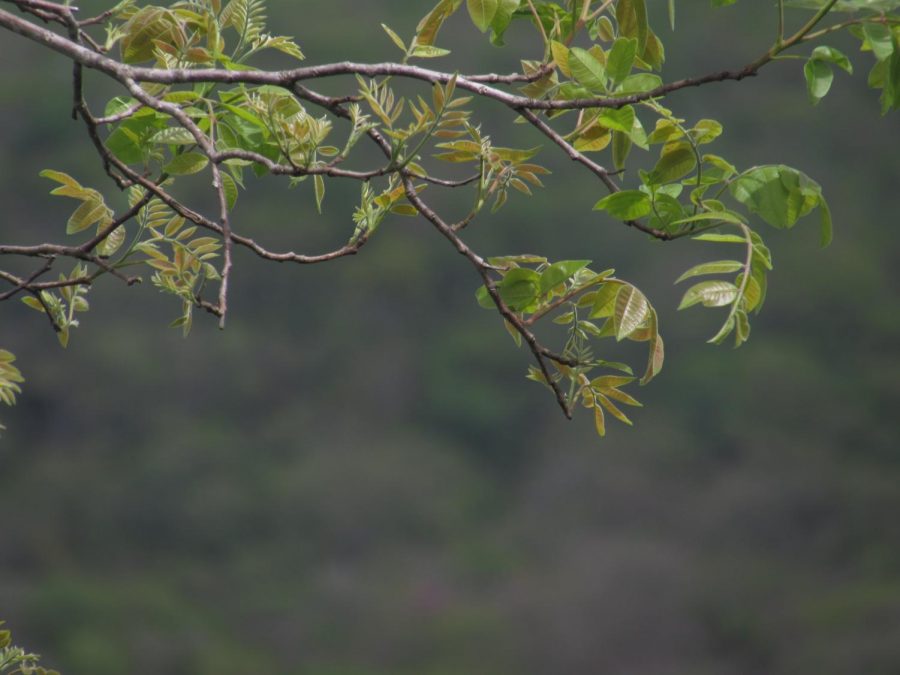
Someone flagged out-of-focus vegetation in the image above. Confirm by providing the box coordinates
[1,1,898,674]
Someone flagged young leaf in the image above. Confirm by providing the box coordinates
[498,268,541,310]
[675,260,744,283]
[539,260,591,294]
[607,37,638,85]
[314,175,325,213]
[811,45,853,74]
[467,0,499,33]
[381,23,407,52]
[416,0,463,46]
[614,284,650,341]
[164,152,209,175]
[678,280,739,310]
[568,47,607,93]
[594,190,651,220]
[805,58,834,104]
[647,144,697,184]
[593,403,606,437]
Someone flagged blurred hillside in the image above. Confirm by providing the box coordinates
[1,2,899,674]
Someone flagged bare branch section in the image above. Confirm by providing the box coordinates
[1,0,888,435]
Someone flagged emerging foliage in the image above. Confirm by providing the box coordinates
[0,621,58,675]
[0,0,897,436]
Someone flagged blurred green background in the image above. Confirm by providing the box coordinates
[1,2,899,673]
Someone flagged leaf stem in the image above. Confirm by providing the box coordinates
[526,0,550,48]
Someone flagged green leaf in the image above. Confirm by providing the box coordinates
[597,106,635,134]
[692,119,723,144]
[616,73,662,94]
[614,284,650,341]
[881,36,900,113]
[647,144,697,184]
[811,45,853,73]
[97,224,125,257]
[593,402,606,437]
[678,280,739,309]
[641,329,664,385]
[551,40,571,76]
[150,127,196,145]
[692,232,747,243]
[616,0,649,52]
[467,0,499,32]
[612,131,633,171]
[675,260,744,283]
[67,199,108,234]
[607,37,638,85]
[475,284,495,309]
[411,44,452,58]
[594,190,651,220]
[381,23,407,52]
[105,126,145,165]
[863,23,894,61]
[391,204,420,216]
[221,171,238,211]
[729,165,824,229]
[589,282,620,318]
[819,196,833,247]
[539,260,591,294]
[707,315,735,344]
[416,0,462,46]
[21,296,46,313]
[805,58,834,104]
[596,393,634,425]
[489,0,521,46]
[568,47,607,93]
[120,6,185,63]
[314,174,325,213]
[498,268,541,311]
[40,169,86,196]
[671,211,745,226]
[164,152,209,175]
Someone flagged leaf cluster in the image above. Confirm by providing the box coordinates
[0,622,58,675]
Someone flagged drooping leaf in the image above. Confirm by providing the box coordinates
[614,284,650,341]
[416,0,464,46]
[467,0,499,33]
[678,280,739,309]
[616,0,649,52]
[314,174,325,213]
[811,45,853,73]
[612,130,633,171]
[804,58,834,104]
[675,260,744,283]
[863,22,894,61]
[729,165,827,234]
[489,0,521,46]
